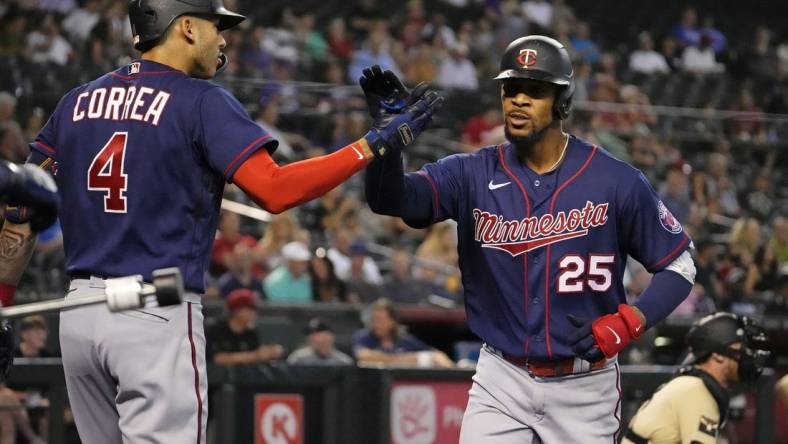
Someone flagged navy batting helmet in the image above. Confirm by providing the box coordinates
[684,312,770,383]
[128,0,245,51]
[494,35,575,119]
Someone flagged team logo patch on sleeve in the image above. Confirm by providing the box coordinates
[657,200,683,234]
[698,415,719,437]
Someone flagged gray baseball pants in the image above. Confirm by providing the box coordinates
[60,277,207,444]
[459,345,622,444]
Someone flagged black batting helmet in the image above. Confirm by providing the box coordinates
[494,35,575,119]
[683,312,770,383]
[128,0,245,51]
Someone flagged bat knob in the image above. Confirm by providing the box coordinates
[152,268,184,307]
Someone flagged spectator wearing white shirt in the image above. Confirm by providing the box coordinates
[26,14,72,66]
[521,0,553,30]
[629,32,670,74]
[682,34,724,75]
[327,228,382,285]
[61,0,101,43]
[437,43,479,91]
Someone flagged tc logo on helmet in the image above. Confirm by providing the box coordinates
[516,49,538,68]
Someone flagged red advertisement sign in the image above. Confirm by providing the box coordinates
[389,381,472,444]
[254,394,304,444]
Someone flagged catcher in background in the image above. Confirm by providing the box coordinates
[623,312,769,444]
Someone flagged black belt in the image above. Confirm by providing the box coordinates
[624,428,648,444]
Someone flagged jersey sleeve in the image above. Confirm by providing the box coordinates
[619,172,691,273]
[29,90,74,160]
[415,154,466,222]
[197,87,279,181]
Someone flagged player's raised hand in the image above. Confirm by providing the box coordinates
[0,163,60,232]
[359,65,430,119]
[363,89,444,158]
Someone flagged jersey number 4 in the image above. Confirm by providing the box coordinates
[87,132,128,213]
[557,254,615,293]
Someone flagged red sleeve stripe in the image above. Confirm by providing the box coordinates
[223,134,273,177]
[648,235,690,270]
[416,171,440,221]
[33,140,56,155]
[109,70,182,80]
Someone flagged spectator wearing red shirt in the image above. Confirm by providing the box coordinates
[211,211,258,276]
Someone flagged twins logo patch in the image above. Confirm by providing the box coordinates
[657,200,682,234]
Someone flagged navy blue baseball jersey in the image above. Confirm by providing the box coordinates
[30,60,277,292]
[414,136,690,361]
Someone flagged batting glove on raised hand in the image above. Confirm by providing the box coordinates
[0,162,60,232]
[567,304,645,362]
[363,89,443,158]
[359,65,430,119]
[0,322,14,383]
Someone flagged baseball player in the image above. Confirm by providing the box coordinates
[0,1,441,442]
[0,160,59,381]
[623,312,769,444]
[363,35,696,443]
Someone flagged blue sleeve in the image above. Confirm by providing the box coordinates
[198,87,278,181]
[417,154,465,222]
[618,172,691,273]
[29,90,73,160]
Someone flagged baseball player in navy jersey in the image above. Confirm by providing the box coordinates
[363,35,696,443]
[0,0,441,442]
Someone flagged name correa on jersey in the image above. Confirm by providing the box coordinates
[473,201,608,256]
[31,60,277,292]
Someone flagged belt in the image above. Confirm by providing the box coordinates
[69,271,109,280]
[485,344,607,377]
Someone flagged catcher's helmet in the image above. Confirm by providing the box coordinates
[128,0,245,51]
[684,312,769,383]
[494,35,574,119]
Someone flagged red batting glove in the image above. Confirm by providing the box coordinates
[590,304,645,359]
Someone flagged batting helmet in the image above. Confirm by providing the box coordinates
[128,0,245,51]
[494,35,575,119]
[684,312,770,383]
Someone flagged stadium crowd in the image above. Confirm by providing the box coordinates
[0,0,785,362]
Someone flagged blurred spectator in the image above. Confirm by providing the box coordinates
[0,383,46,444]
[327,228,383,284]
[26,14,73,66]
[258,212,304,270]
[660,166,691,224]
[726,89,765,143]
[421,13,456,49]
[254,98,305,160]
[436,42,478,91]
[705,152,740,217]
[728,217,762,261]
[380,249,428,304]
[415,222,460,298]
[550,0,576,30]
[770,216,788,265]
[629,32,670,75]
[570,22,600,65]
[699,16,726,54]
[211,211,258,276]
[0,120,27,163]
[744,26,776,82]
[0,92,17,125]
[310,249,348,302]
[694,241,723,304]
[671,7,700,47]
[287,318,354,365]
[348,0,385,38]
[293,12,328,63]
[0,10,27,58]
[404,40,439,84]
[521,0,553,31]
[659,36,682,71]
[347,27,402,83]
[326,18,354,61]
[462,105,502,146]
[217,243,266,299]
[353,298,454,367]
[61,0,101,43]
[681,34,724,75]
[264,241,313,303]
[206,289,283,365]
[345,241,382,303]
[745,169,776,221]
[14,316,53,359]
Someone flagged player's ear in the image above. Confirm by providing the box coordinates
[176,16,196,45]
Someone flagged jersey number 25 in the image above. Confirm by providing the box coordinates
[87,132,128,213]
[557,254,615,292]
